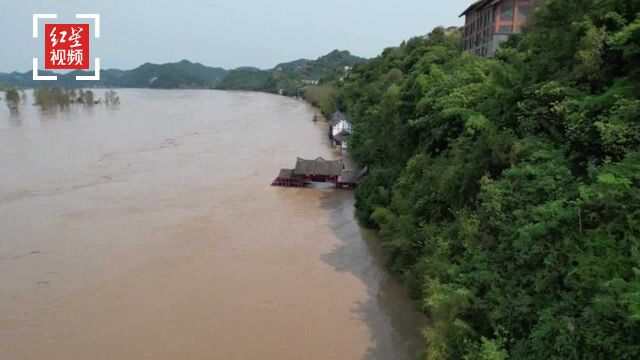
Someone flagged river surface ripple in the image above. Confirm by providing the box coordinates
[0,89,425,360]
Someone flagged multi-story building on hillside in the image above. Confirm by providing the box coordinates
[461,0,539,57]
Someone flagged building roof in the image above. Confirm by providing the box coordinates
[331,111,352,137]
[277,169,295,179]
[331,111,347,121]
[331,111,348,126]
[293,157,344,177]
[338,167,368,184]
[332,121,351,135]
[333,130,351,143]
[459,0,496,17]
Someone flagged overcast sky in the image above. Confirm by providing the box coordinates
[0,0,470,72]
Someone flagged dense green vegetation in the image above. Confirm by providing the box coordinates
[114,60,228,88]
[278,50,363,80]
[218,50,364,95]
[304,84,338,116]
[32,88,120,110]
[332,1,640,358]
[34,88,88,109]
[217,67,275,91]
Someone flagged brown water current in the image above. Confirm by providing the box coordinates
[0,89,425,359]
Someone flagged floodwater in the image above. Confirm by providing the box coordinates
[0,89,424,359]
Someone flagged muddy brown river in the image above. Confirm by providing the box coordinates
[0,89,424,359]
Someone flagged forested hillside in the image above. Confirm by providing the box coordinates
[218,50,364,94]
[334,0,640,358]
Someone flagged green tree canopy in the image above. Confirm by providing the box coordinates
[334,1,640,358]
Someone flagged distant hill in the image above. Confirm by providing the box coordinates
[217,68,275,92]
[114,60,228,88]
[307,50,364,79]
[275,58,313,71]
[0,51,365,94]
[0,60,228,89]
[218,50,366,95]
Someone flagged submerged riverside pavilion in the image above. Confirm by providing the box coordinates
[271,110,365,189]
[272,157,343,188]
[271,157,366,189]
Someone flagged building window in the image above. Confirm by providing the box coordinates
[499,25,513,33]
[500,0,514,21]
[518,4,529,21]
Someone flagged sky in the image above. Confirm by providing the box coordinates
[0,0,470,72]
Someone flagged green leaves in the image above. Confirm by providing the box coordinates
[334,1,640,358]
[573,21,608,84]
[594,98,640,155]
[610,14,640,66]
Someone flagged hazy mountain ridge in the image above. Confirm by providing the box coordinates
[0,50,365,93]
[0,60,227,89]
